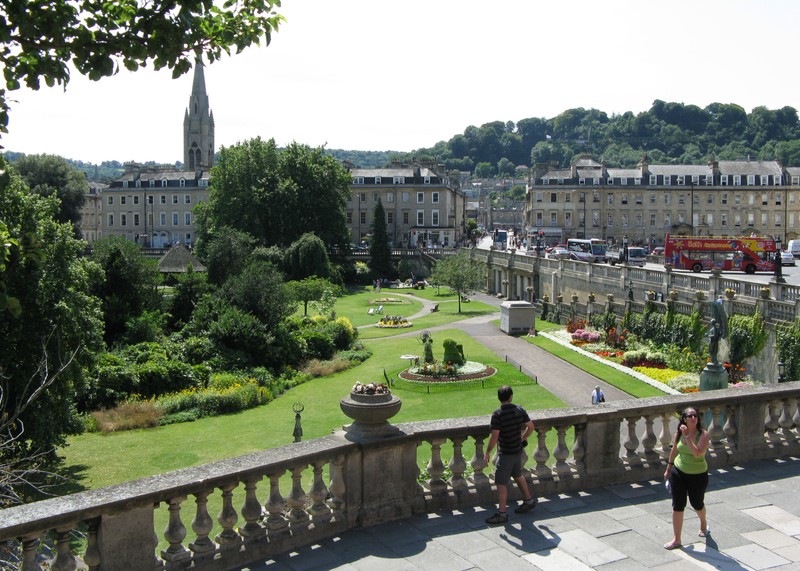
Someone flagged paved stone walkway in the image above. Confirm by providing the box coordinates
[245,292,800,570]
[243,456,800,570]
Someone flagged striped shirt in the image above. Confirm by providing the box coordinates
[490,403,531,455]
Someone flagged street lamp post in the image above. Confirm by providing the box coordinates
[778,360,786,383]
[628,279,634,301]
[622,234,628,264]
[775,236,785,284]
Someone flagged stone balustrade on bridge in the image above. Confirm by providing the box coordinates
[2,383,800,570]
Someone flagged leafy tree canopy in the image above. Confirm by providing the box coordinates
[0,0,285,136]
[430,250,486,313]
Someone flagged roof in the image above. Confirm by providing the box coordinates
[350,168,416,178]
[647,165,713,176]
[157,243,206,273]
[718,160,782,176]
[606,168,643,178]
[541,169,572,179]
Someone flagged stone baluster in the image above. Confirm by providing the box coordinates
[188,489,216,559]
[722,407,736,452]
[308,460,333,524]
[327,456,346,519]
[470,435,490,488]
[571,423,586,472]
[426,438,447,494]
[779,398,796,441]
[287,465,310,532]
[83,518,101,571]
[50,526,77,571]
[623,416,641,465]
[552,425,571,476]
[706,406,725,452]
[160,496,191,568]
[659,413,673,456]
[215,482,242,550]
[766,400,781,444]
[239,477,266,542]
[640,414,658,462]
[448,436,468,493]
[20,533,43,571]
[264,470,289,535]
[152,525,164,570]
[533,426,551,478]
[793,400,800,440]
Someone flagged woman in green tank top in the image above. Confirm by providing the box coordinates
[662,407,710,550]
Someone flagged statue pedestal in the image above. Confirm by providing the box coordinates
[699,363,728,429]
[699,363,727,391]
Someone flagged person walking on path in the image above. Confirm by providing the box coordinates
[663,406,710,550]
[483,385,537,525]
[591,385,605,404]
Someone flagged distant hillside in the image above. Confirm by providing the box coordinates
[2,151,182,182]
[324,149,400,169]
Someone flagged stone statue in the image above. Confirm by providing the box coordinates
[706,298,728,365]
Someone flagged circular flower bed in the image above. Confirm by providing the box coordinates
[399,361,496,383]
[376,316,413,328]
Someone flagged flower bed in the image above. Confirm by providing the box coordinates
[399,361,495,383]
[376,316,413,328]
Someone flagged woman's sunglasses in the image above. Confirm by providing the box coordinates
[685,413,697,418]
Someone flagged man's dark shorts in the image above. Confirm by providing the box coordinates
[494,452,522,486]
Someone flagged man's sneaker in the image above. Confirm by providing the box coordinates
[485,512,508,525]
[514,499,537,514]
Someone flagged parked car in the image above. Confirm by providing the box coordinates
[781,250,795,266]
[651,246,665,256]
[546,248,571,260]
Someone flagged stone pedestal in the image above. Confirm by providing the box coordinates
[699,363,728,391]
[340,392,402,441]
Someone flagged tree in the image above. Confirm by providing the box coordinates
[197,138,351,250]
[286,277,342,316]
[0,0,285,135]
[430,250,486,313]
[201,227,257,285]
[12,154,87,234]
[89,236,160,344]
[284,232,335,282]
[368,198,394,279]
[0,156,104,498]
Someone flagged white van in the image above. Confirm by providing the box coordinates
[788,239,800,259]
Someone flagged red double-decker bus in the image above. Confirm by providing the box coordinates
[664,233,778,274]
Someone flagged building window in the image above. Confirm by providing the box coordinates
[664,194,671,205]
[550,211,557,226]
[387,192,394,203]
[607,193,614,205]
[432,210,439,226]
[353,177,364,184]
[416,210,424,226]
[160,195,166,204]
[374,177,381,184]
[721,175,729,186]
[761,175,769,185]
[664,213,671,226]
[171,213,178,226]
[721,193,728,205]
[185,213,191,225]
[550,192,557,203]
[133,214,139,226]
[536,191,543,203]
[634,177,642,185]
[735,194,742,205]
[417,192,424,204]
[185,195,191,204]
[347,212,352,224]
[161,178,168,187]
[606,212,614,227]
[543,178,550,185]
[120,196,127,205]
[621,178,628,186]
[621,213,628,227]
[107,196,114,205]
[432,192,439,204]
[734,212,742,226]
[677,176,685,185]
[607,177,614,185]
[579,178,586,186]
[593,178,600,185]
[635,194,642,205]
[172,195,179,204]
[565,192,571,203]
[360,211,366,224]
[650,193,656,204]
[707,194,713,204]
[359,192,366,202]
[149,179,155,187]
[649,175,657,185]
[733,175,742,185]
[402,192,409,203]
[650,213,656,227]
[123,181,128,188]
[133,196,139,205]
[557,178,564,185]
[107,214,114,226]
[776,212,783,227]
[748,193,755,206]
[663,175,671,186]
[424,176,431,184]
[387,212,394,224]
[403,212,409,224]
[692,175,700,185]
[762,193,768,205]
[565,212,572,227]
[160,212,166,225]
[147,195,153,205]
[373,192,378,202]
[746,175,754,185]
[678,194,685,205]
[393,176,404,184]
[721,213,728,227]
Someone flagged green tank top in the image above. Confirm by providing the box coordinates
[674,432,708,474]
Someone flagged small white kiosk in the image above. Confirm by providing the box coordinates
[500,300,535,334]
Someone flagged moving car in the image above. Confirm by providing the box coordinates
[546,248,571,260]
[781,250,795,266]
[569,250,596,263]
[651,246,665,256]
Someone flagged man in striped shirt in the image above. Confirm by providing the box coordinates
[483,385,537,525]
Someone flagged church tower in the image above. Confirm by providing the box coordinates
[183,60,215,170]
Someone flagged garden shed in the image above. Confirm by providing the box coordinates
[500,300,535,334]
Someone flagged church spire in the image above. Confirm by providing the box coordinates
[183,58,215,170]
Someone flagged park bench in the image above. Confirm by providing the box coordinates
[430,303,439,312]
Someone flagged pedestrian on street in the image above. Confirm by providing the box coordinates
[591,385,605,404]
[483,385,537,525]
[663,406,710,550]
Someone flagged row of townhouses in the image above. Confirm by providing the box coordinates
[526,156,800,247]
[77,63,800,251]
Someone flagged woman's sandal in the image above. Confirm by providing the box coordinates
[698,528,710,538]
[664,541,682,550]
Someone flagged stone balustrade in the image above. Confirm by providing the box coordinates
[2,383,800,570]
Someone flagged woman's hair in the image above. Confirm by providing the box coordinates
[674,407,704,443]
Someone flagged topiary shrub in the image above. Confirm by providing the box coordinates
[442,338,464,365]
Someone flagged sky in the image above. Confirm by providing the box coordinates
[3,0,800,165]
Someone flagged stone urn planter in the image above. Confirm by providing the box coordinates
[556,294,564,303]
[607,293,614,303]
[340,383,402,440]
[760,287,771,299]
[724,289,736,300]
[571,294,579,303]
[668,291,679,301]
[587,293,596,303]
[646,291,656,301]
[695,290,706,301]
